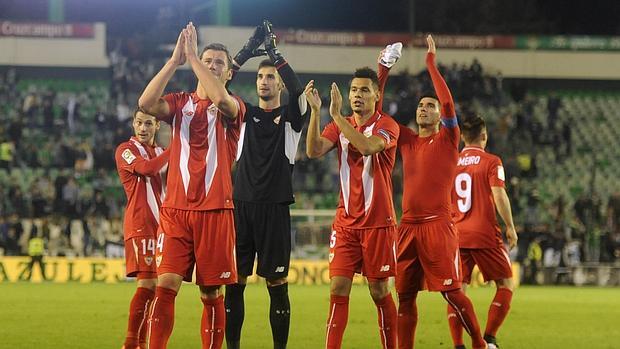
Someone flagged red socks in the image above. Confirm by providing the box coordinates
[201,295,226,349]
[147,287,177,349]
[374,294,398,349]
[447,288,513,347]
[447,304,465,347]
[397,292,418,349]
[442,289,486,349]
[485,288,513,337]
[124,287,155,348]
[325,295,349,349]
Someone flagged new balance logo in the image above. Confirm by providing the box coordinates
[275,266,285,273]
[220,272,231,279]
[443,279,453,286]
[253,117,261,123]
[380,265,390,272]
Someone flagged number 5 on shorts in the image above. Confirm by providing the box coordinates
[329,230,337,249]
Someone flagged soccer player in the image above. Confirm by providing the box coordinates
[115,109,170,349]
[305,44,402,349]
[448,115,517,349]
[224,21,307,349]
[137,23,245,349]
[396,35,488,349]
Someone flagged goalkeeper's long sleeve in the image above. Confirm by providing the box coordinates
[278,60,306,132]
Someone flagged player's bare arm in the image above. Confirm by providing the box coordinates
[305,80,334,158]
[491,186,518,250]
[183,23,240,119]
[330,83,385,156]
[137,32,185,118]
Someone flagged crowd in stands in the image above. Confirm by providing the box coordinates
[2,42,620,282]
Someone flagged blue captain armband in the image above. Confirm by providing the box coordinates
[441,116,458,128]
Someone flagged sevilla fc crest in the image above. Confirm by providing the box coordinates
[156,255,163,267]
[144,256,153,266]
[329,252,334,263]
[273,115,281,125]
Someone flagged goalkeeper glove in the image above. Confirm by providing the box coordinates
[233,25,266,68]
[263,20,285,66]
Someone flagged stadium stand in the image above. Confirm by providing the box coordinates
[1,47,620,283]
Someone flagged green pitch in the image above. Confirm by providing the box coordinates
[0,282,618,348]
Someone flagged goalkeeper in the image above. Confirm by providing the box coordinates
[224,20,307,349]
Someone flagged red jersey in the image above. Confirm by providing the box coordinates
[452,146,506,249]
[399,51,460,224]
[322,112,400,228]
[160,92,246,211]
[115,137,169,240]
[399,124,460,224]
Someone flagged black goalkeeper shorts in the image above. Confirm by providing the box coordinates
[233,200,291,280]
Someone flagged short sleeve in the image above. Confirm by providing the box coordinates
[161,92,184,125]
[233,95,246,124]
[488,157,506,188]
[223,95,246,130]
[374,116,400,150]
[321,121,340,144]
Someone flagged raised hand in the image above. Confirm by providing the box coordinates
[378,42,403,68]
[233,25,267,67]
[427,34,436,54]
[183,22,199,61]
[329,82,343,119]
[171,31,186,66]
[304,80,322,110]
[263,19,284,64]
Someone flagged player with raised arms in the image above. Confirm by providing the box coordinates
[395,35,488,349]
[138,22,245,349]
[305,43,402,349]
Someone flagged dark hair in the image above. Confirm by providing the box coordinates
[460,115,486,143]
[134,108,158,121]
[200,43,233,69]
[258,59,276,70]
[350,67,379,89]
[419,91,439,101]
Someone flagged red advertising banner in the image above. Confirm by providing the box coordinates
[0,21,95,38]
[274,29,517,49]
[410,34,516,49]
[275,29,412,47]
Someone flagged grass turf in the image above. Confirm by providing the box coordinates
[0,283,618,348]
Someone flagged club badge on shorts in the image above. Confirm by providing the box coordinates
[144,256,153,266]
[156,255,163,267]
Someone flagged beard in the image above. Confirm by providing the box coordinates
[259,94,275,102]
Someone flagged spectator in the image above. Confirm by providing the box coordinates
[0,138,15,171]
[26,231,47,281]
